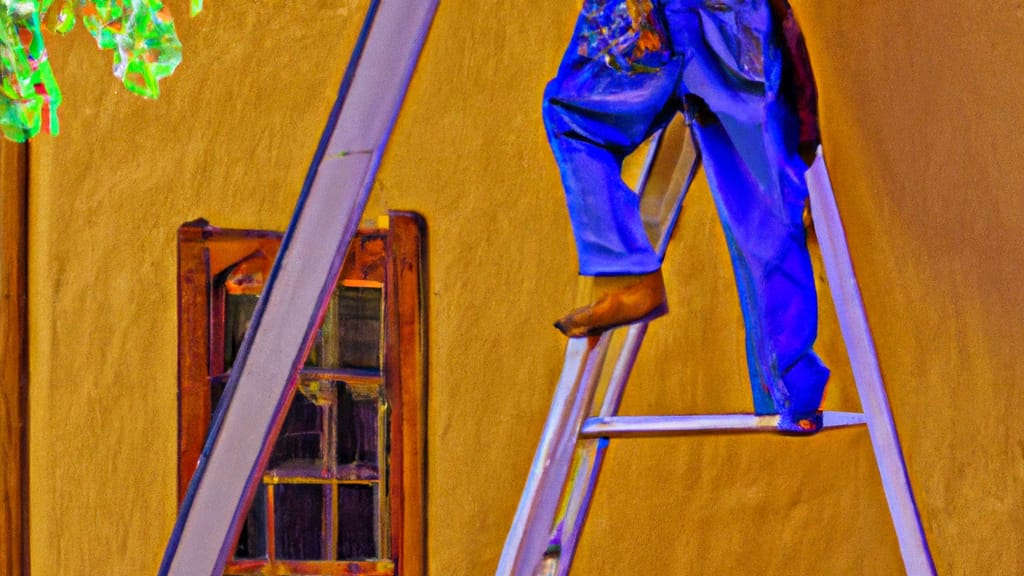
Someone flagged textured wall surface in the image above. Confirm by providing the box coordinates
[793,3,1024,573]
[28,2,366,574]
[27,0,1024,574]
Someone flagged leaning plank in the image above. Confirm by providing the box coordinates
[159,1,438,574]
[806,148,936,575]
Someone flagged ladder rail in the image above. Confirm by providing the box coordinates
[501,134,936,575]
[496,334,612,576]
[806,149,936,575]
[640,118,702,253]
[552,122,701,575]
[652,123,702,257]
[554,323,648,576]
[600,324,651,421]
[554,436,608,576]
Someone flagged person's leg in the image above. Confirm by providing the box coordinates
[542,54,679,275]
[692,109,829,431]
[670,0,827,430]
[541,114,663,277]
[543,1,683,335]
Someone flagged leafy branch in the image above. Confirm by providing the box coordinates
[0,0,201,141]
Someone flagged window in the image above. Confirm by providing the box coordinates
[177,213,426,576]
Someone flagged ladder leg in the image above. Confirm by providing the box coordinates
[639,118,701,257]
[806,150,936,575]
[553,130,700,575]
[497,334,612,576]
[553,323,650,576]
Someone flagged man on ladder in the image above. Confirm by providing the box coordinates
[502,4,936,573]
[543,0,827,433]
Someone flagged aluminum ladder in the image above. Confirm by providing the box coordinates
[497,120,936,576]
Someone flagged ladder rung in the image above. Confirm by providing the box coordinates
[580,411,867,438]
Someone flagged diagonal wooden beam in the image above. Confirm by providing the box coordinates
[159,1,438,573]
[0,139,28,576]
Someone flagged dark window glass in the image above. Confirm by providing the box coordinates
[306,287,382,370]
[197,233,403,569]
[224,293,258,368]
[341,287,382,369]
[337,383,381,469]
[338,485,379,560]
[233,487,268,559]
[268,389,322,470]
[210,377,227,422]
[274,484,327,560]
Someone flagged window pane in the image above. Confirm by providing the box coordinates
[224,293,258,368]
[311,287,382,370]
[210,377,227,419]
[338,287,382,369]
[233,485,268,559]
[274,484,328,560]
[268,389,321,470]
[337,485,379,560]
[336,382,381,470]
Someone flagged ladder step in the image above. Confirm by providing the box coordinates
[580,411,867,438]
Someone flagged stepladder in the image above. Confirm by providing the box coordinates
[497,117,936,576]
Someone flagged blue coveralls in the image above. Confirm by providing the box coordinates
[542,0,828,424]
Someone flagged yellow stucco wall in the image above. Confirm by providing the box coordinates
[27,0,1024,574]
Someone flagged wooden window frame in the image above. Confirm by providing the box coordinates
[177,212,426,576]
[0,140,27,576]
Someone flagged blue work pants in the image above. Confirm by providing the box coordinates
[542,0,828,421]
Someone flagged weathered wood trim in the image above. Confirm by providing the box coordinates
[0,140,28,576]
[177,220,214,503]
[178,215,426,572]
[177,221,283,502]
[385,211,427,576]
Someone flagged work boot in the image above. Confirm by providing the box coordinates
[555,269,668,337]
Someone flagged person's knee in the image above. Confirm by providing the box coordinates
[541,82,578,139]
[541,95,566,135]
